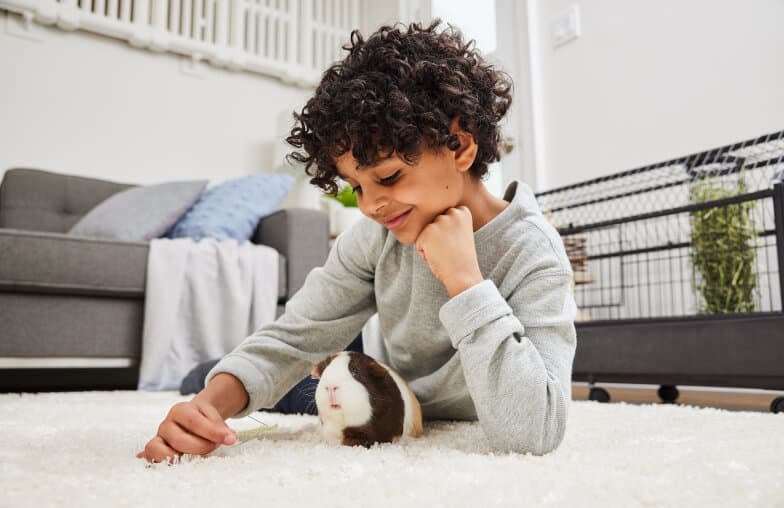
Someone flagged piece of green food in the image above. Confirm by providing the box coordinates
[235,424,278,442]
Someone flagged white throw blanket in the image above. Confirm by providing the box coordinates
[138,238,279,391]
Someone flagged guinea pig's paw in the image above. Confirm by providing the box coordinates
[341,428,383,448]
[341,436,375,448]
[319,423,344,446]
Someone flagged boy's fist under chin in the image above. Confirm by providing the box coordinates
[415,206,484,298]
[136,399,237,463]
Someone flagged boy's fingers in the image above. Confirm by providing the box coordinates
[194,399,237,444]
[159,420,223,455]
[137,435,183,463]
[171,406,235,446]
[194,398,224,423]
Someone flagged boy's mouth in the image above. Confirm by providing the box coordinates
[383,209,412,230]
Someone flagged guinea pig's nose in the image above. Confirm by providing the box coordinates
[325,385,340,406]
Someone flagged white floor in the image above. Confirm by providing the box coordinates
[1,390,782,507]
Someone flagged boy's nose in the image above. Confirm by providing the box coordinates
[364,200,390,222]
[358,187,389,218]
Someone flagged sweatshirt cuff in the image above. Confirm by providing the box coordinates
[205,353,273,419]
[439,279,512,349]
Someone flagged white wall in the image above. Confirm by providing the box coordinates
[8,1,779,194]
[0,10,311,185]
[360,0,429,31]
[533,0,784,191]
[494,0,540,193]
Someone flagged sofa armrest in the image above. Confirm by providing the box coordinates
[252,208,329,300]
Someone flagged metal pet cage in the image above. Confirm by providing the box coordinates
[536,130,784,412]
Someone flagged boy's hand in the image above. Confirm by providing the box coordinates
[136,398,237,463]
[415,206,483,297]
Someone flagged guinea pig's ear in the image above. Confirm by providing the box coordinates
[311,354,337,379]
[367,362,389,380]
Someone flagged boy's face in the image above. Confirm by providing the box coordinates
[334,146,467,245]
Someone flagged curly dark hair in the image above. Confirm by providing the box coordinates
[285,19,513,195]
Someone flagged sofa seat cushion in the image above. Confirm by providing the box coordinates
[0,228,288,299]
[0,228,149,297]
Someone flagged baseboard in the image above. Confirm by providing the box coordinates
[0,357,137,368]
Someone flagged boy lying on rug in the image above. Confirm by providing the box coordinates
[138,19,577,462]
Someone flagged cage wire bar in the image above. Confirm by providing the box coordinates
[536,130,784,398]
[537,130,784,321]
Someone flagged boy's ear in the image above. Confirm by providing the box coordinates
[448,117,478,173]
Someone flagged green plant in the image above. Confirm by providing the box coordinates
[325,184,358,207]
[689,175,757,314]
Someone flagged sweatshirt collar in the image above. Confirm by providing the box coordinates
[474,180,541,243]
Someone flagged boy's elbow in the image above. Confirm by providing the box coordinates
[487,425,566,456]
[483,402,568,455]
[533,426,567,455]
[481,378,571,455]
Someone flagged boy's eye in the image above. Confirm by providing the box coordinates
[347,170,400,195]
[379,171,401,186]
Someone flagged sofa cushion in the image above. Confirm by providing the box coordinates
[0,168,134,233]
[168,174,294,241]
[0,229,148,297]
[69,180,207,241]
[0,228,288,300]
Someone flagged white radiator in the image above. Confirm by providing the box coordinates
[0,0,359,86]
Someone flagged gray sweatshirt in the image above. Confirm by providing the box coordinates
[206,181,577,455]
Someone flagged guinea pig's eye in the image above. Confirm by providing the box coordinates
[349,367,358,378]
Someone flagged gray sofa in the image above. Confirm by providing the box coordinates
[0,168,330,391]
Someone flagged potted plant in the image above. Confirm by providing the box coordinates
[324,184,363,235]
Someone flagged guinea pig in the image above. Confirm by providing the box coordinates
[310,351,423,447]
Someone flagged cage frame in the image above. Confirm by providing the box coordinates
[536,130,784,393]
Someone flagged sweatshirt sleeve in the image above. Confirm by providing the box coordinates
[205,218,381,418]
[438,221,577,455]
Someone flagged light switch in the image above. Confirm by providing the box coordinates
[551,4,581,48]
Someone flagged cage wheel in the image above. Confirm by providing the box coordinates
[657,385,680,403]
[589,387,611,403]
[770,396,784,414]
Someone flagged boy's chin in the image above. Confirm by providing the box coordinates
[389,227,418,245]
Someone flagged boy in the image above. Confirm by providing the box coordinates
[138,20,576,462]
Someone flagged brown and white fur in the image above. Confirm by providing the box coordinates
[310,351,423,447]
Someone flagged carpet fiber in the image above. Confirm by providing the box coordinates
[1,391,781,507]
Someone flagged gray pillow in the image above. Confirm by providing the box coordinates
[68,180,208,241]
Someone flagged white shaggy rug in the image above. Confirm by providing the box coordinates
[1,391,782,507]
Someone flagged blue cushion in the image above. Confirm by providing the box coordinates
[167,174,294,241]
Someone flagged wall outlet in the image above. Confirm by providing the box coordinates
[551,4,580,48]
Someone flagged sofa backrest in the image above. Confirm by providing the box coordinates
[0,168,135,233]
